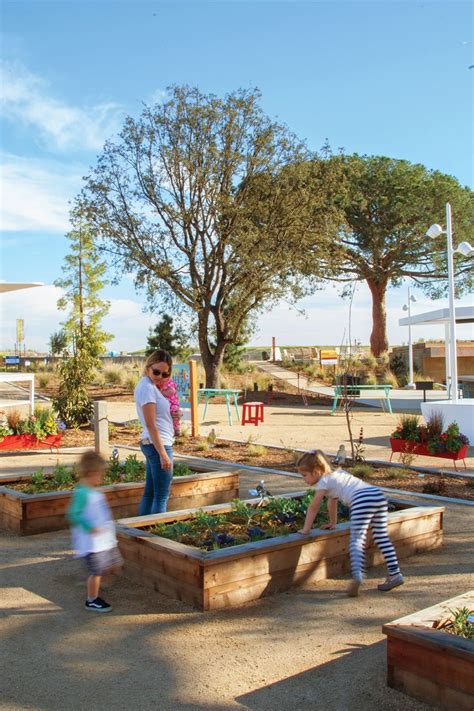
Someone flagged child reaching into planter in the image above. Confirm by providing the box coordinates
[155,373,183,437]
[296,449,404,597]
[67,451,122,612]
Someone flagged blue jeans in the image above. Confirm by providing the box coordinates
[138,443,174,515]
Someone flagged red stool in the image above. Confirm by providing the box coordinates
[241,402,264,426]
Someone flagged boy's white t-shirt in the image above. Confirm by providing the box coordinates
[134,376,174,446]
[314,468,371,507]
[71,488,117,556]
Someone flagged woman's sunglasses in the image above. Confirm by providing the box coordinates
[151,368,170,378]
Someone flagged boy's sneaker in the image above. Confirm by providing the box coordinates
[378,573,404,592]
[347,579,362,597]
[85,597,113,612]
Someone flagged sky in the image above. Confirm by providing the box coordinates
[1,0,473,353]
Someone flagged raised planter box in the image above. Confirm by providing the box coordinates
[0,433,62,451]
[116,495,444,611]
[390,438,468,469]
[0,467,239,535]
[383,591,474,710]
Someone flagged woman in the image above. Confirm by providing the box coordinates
[135,350,174,515]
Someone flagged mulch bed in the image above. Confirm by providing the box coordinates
[54,430,474,502]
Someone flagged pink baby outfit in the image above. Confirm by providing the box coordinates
[156,377,182,436]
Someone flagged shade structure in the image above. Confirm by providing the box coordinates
[0,282,44,294]
[399,305,474,327]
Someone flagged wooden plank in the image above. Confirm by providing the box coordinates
[387,636,474,695]
[388,665,474,711]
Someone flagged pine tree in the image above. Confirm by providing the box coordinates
[53,208,112,426]
[146,315,190,358]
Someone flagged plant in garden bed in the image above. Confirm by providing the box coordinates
[391,412,469,455]
[0,408,64,443]
[433,607,474,640]
[149,493,349,551]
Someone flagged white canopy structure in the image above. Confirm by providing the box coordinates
[399,305,474,328]
[399,304,474,440]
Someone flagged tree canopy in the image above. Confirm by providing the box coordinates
[79,86,341,385]
[304,154,474,355]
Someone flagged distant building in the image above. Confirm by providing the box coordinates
[390,341,474,383]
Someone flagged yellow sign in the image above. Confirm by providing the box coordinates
[16,319,24,343]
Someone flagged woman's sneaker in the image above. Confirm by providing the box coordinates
[378,574,404,591]
[85,597,113,612]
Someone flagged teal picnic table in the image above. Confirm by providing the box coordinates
[198,388,241,424]
[332,384,393,414]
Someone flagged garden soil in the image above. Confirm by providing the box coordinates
[1,467,472,710]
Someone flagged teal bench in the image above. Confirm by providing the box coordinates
[332,384,393,414]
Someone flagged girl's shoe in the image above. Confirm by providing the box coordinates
[378,574,404,591]
[347,579,361,597]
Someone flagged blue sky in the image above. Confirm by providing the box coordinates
[1,0,473,352]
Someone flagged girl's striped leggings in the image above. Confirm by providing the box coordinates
[350,487,401,582]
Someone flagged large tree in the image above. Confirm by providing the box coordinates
[308,155,474,356]
[79,86,341,386]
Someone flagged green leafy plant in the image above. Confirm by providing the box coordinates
[247,444,267,458]
[435,607,474,640]
[173,462,193,477]
[391,415,421,442]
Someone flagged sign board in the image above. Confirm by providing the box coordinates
[320,349,338,366]
[5,356,20,366]
[171,361,199,437]
[16,319,24,343]
[171,363,192,408]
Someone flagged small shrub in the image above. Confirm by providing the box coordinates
[380,370,398,388]
[125,374,139,392]
[38,375,50,389]
[361,354,377,370]
[6,410,22,430]
[385,467,409,480]
[361,372,377,385]
[351,463,374,479]
[104,368,122,385]
[195,441,209,452]
[247,444,267,458]
[173,462,193,477]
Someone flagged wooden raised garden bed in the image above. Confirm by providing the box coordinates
[0,467,239,535]
[116,494,444,611]
[383,591,474,710]
[390,438,468,469]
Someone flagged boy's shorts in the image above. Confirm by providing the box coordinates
[85,546,123,576]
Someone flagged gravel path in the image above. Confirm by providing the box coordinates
[1,468,472,711]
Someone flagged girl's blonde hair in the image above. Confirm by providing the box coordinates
[142,349,173,376]
[297,449,332,477]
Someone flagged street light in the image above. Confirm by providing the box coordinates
[402,287,417,389]
[426,203,473,402]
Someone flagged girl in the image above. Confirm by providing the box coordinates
[156,374,183,437]
[297,449,404,597]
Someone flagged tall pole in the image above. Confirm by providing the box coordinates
[407,286,415,388]
[446,203,458,403]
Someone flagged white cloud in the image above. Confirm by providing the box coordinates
[0,61,123,151]
[0,153,82,232]
[0,283,472,354]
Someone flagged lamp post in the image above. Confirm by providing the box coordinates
[402,287,417,389]
[426,203,474,403]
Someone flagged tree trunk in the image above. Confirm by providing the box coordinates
[366,278,389,357]
[198,313,226,388]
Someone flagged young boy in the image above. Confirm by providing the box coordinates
[67,451,122,612]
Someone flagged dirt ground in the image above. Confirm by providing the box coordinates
[1,466,472,711]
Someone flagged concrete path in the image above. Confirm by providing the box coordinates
[255,362,448,413]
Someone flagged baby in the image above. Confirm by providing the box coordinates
[156,374,183,436]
